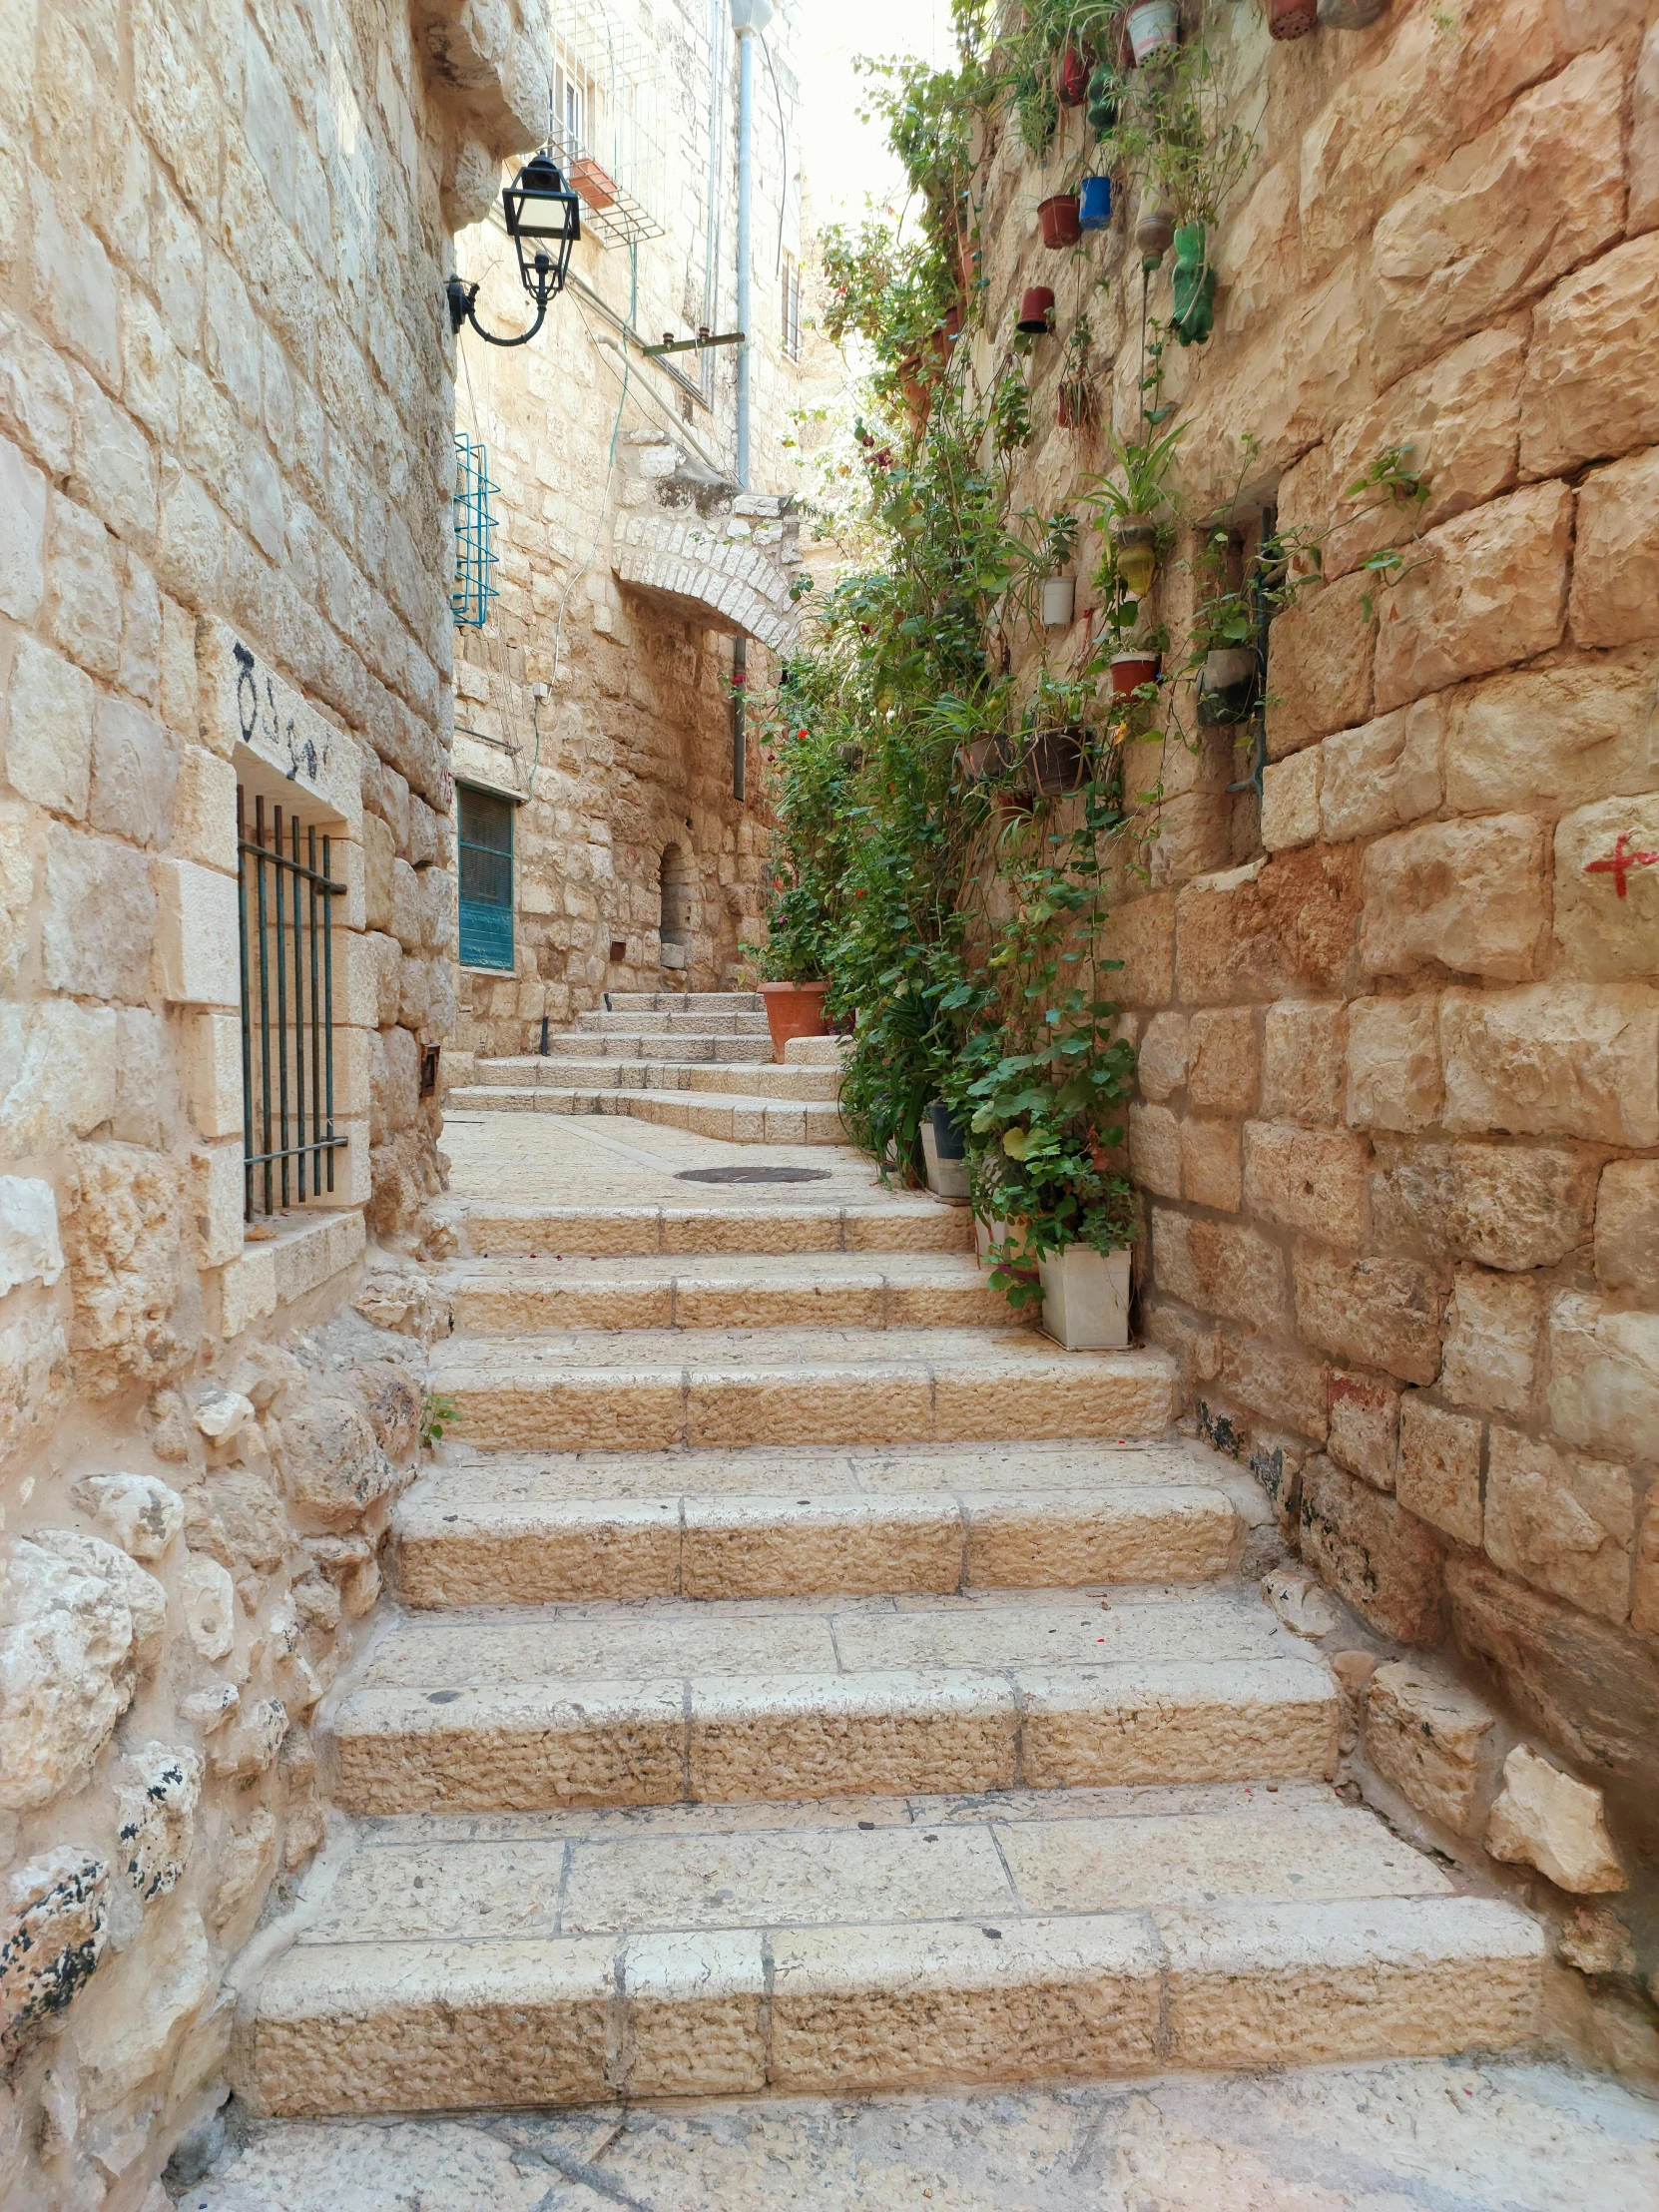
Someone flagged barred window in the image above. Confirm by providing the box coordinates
[781,250,802,362]
[457,784,515,971]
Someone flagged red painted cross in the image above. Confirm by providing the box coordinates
[1584,831,1659,899]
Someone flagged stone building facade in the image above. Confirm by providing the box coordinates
[443,0,810,1066]
[970,0,1659,2027]
[0,1,548,2202]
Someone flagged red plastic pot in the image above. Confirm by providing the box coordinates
[1110,653,1160,698]
[1016,285,1055,334]
[1268,0,1319,33]
[1038,195,1082,250]
[1056,43,1090,105]
[759,980,830,1063]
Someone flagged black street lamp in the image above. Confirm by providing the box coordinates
[446,152,581,348]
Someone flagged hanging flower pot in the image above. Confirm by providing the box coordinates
[1198,647,1258,727]
[1057,380,1098,429]
[1134,204,1177,267]
[1041,576,1076,630]
[1268,0,1320,33]
[1086,64,1121,134]
[1055,43,1091,106]
[1024,726,1090,798]
[957,733,1008,781]
[1109,516,1159,597]
[1078,175,1113,230]
[1016,285,1056,334]
[1204,646,1257,690]
[1110,651,1161,698]
[1038,194,1082,250]
[1170,221,1216,347]
[1126,1,1180,63]
[1318,0,1386,22]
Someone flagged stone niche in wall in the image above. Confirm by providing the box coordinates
[612,432,804,651]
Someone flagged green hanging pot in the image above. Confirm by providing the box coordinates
[1170,221,1216,347]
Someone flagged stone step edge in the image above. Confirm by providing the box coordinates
[236,1894,1544,2117]
[390,1484,1243,1606]
[437,1204,973,1260]
[324,1655,1336,1817]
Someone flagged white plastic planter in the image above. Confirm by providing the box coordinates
[1041,575,1076,630]
[1037,1243,1130,1350]
[1127,1,1179,62]
[920,1120,971,1202]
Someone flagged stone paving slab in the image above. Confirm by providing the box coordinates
[180,2056,1659,2211]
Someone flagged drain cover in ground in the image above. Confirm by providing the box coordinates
[675,1166,832,1184]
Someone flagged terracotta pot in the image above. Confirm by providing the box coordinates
[1056,44,1091,106]
[1268,0,1319,34]
[1317,0,1386,22]
[1024,727,1090,797]
[1015,285,1055,334]
[1126,1,1179,62]
[1037,194,1082,250]
[759,980,830,1063]
[957,733,1007,781]
[1110,652,1160,698]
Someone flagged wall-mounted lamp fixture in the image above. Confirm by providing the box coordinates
[446,152,580,348]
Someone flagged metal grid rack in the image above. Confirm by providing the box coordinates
[452,432,499,630]
[548,0,667,248]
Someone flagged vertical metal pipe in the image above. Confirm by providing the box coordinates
[308,825,322,1198]
[255,797,274,1218]
[291,815,307,1202]
[735,16,755,490]
[274,805,289,1209]
[237,786,254,1223]
[732,634,747,802]
[322,834,336,1193]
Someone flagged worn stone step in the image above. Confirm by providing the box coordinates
[446,1252,1011,1336]
[235,1789,1543,2114]
[446,1085,849,1144]
[392,1464,1242,1606]
[449,1201,973,1261]
[577,1009,774,1037]
[324,1585,1332,1814]
[426,1328,1177,1451]
[467,1059,840,1100]
[605,991,763,1013]
[546,1031,761,1062]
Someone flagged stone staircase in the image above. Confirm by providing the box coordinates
[449,989,848,1144]
[230,1170,1545,2120]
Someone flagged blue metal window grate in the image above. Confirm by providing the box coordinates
[457,785,515,971]
[452,432,499,629]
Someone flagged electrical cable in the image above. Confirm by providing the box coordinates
[758,31,791,278]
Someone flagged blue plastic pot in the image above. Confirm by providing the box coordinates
[1078,175,1112,230]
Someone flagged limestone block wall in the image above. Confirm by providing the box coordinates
[972,0,1659,2004]
[0,0,545,2200]
[444,0,807,1061]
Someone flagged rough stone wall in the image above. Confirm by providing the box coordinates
[0,0,545,2200]
[444,0,808,1062]
[975,0,1659,2016]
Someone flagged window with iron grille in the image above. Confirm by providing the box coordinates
[238,786,347,1221]
[781,250,802,362]
[452,432,499,630]
[457,784,515,971]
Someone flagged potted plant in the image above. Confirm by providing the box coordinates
[1134,203,1177,268]
[1088,419,1185,599]
[1109,650,1161,698]
[1037,193,1082,249]
[1126,1,1180,64]
[1055,316,1097,431]
[920,1098,971,1202]
[960,991,1137,1349]
[1268,0,1319,33]
[1055,43,1091,106]
[1078,175,1112,230]
[1016,285,1055,334]
[1086,63,1123,136]
[747,859,835,1062]
[1041,575,1077,629]
[1022,725,1090,797]
[1169,221,1216,347]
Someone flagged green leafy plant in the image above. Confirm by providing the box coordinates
[419,1390,457,1447]
[1345,443,1433,621]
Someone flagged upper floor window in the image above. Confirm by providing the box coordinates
[457,785,516,972]
[781,251,802,361]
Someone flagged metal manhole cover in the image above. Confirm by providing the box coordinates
[675,1166,833,1185]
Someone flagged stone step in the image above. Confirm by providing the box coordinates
[470,1058,841,1101]
[446,1252,1010,1336]
[323,1584,1329,1815]
[392,1457,1242,1606]
[545,1032,762,1062]
[426,1328,1176,1451]
[577,1009,774,1037]
[605,991,763,1013]
[446,1086,848,1144]
[448,1201,974,1260]
[236,1789,1544,2114]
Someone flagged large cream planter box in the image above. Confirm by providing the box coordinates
[919,1120,971,1202]
[1038,1244,1131,1350]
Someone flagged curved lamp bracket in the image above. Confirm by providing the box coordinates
[446,273,551,349]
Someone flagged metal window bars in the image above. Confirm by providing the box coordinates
[452,432,500,630]
[237,787,348,1221]
[548,0,666,247]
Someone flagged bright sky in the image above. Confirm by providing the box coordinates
[792,0,958,229]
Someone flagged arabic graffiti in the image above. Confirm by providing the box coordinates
[234,640,330,788]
